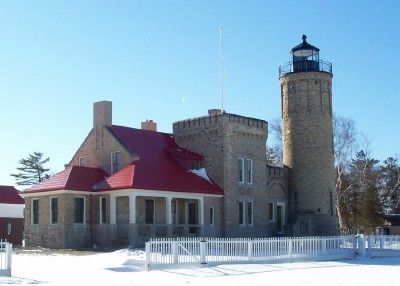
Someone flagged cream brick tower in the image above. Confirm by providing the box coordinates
[279,35,337,235]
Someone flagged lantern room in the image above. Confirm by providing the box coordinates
[291,35,320,72]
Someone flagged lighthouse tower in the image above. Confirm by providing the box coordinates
[279,35,337,235]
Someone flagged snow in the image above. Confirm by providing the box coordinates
[190,168,211,182]
[1,249,400,286]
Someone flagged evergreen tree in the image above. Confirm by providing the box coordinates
[379,157,400,213]
[10,152,50,186]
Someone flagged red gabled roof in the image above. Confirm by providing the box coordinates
[94,125,223,195]
[0,186,24,204]
[24,166,107,193]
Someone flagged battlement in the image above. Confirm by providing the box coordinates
[173,112,267,131]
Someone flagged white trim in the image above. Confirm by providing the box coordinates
[247,201,254,226]
[20,188,223,198]
[31,198,39,225]
[268,202,275,222]
[129,193,137,224]
[99,196,107,224]
[21,190,93,198]
[238,158,244,183]
[49,196,58,225]
[73,196,86,224]
[0,203,24,218]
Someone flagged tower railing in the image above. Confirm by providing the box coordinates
[279,60,332,78]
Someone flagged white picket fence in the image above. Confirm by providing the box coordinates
[145,236,357,270]
[0,241,12,277]
[366,235,400,258]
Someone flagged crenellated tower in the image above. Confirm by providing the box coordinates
[279,35,338,235]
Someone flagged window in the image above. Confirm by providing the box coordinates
[268,202,275,222]
[209,207,215,225]
[50,197,58,224]
[247,202,253,226]
[7,223,12,235]
[111,152,122,174]
[145,199,155,224]
[171,199,176,224]
[238,158,244,183]
[246,159,253,184]
[79,157,86,167]
[191,160,202,170]
[74,197,85,224]
[100,197,107,224]
[239,201,244,225]
[32,199,39,225]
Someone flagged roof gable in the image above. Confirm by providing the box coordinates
[0,186,24,204]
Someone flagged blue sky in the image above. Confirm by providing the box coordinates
[1,1,399,186]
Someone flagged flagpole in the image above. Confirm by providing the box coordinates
[220,27,224,114]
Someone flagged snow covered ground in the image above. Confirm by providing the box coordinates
[0,248,399,285]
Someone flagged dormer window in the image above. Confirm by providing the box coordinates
[111,152,121,174]
[191,160,202,170]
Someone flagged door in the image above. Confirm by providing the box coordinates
[187,202,197,225]
[276,204,284,233]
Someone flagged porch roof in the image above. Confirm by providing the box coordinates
[0,186,24,204]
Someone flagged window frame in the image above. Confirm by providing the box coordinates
[74,196,86,224]
[31,198,39,225]
[268,202,275,222]
[78,156,86,167]
[246,159,253,184]
[50,197,58,225]
[111,151,122,174]
[247,201,254,226]
[99,197,107,224]
[238,158,244,183]
[238,201,245,225]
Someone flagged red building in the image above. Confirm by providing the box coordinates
[0,186,24,245]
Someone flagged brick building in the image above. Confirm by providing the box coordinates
[20,35,337,248]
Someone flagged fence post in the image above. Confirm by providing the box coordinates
[145,242,151,271]
[379,236,384,250]
[367,236,372,258]
[172,241,178,264]
[248,241,253,261]
[288,240,293,258]
[357,235,366,257]
[5,243,12,277]
[200,241,207,265]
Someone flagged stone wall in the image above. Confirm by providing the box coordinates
[280,71,337,235]
[173,112,288,237]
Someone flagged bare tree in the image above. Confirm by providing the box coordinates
[333,114,358,232]
[267,118,283,166]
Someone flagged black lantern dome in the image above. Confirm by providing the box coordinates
[279,35,332,77]
[291,35,319,72]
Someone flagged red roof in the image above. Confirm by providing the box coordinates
[94,126,223,195]
[0,186,24,204]
[24,166,107,193]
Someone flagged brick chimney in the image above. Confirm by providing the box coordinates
[141,119,157,131]
[93,101,112,128]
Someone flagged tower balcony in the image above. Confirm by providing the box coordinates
[279,60,332,78]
